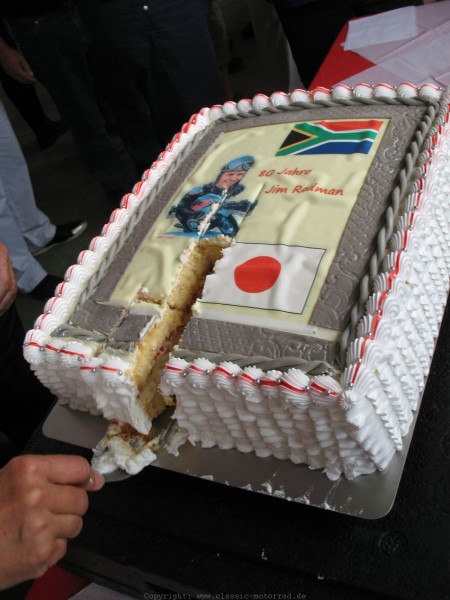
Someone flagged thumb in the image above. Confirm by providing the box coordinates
[79,468,105,491]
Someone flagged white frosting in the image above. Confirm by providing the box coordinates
[419,83,442,101]
[331,84,353,102]
[92,423,158,475]
[373,83,397,100]
[33,312,60,334]
[209,104,225,121]
[43,296,72,322]
[270,91,290,108]
[88,235,111,256]
[397,82,419,99]
[101,222,122,243]
[222,101,239,117]
[252,93,275,112]
[289,88,314,106]
[352,83,374,100]
[77,249,101,272]
[236,98,254,114]
[312,87,333,105]
[110,208,131,227]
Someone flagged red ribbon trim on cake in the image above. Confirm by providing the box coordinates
[164,364,185,373]
[163,363,338,397]
[279,379,309,394]
[25,341,43,349]
[214,365,233,377]
[45,298,58,311]
[59,348,86,358]
[44,344,59,353]
[310,381,337,396]
[189,364,210,374]
[350,248,402,387]
[240,372,256,384]
[260,379,278,387]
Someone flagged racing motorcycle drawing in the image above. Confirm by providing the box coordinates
[167,155,256,236]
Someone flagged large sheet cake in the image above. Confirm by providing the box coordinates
[24,83,450,479]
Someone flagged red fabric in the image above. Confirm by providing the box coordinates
[310,23,375,89]
[25,565,88,600]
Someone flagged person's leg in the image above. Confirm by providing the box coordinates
[0,303,55,449]
[242,0,303,91]
[0,100,55,258]
[0,196,47,293]
[0,71,46,132]
[78,0,164,173]
[7,5,135,197]
[0,18,66,149]
[207,0,234,99]
[145,0,225,117]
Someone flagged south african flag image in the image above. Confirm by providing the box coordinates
[276,120,384,156]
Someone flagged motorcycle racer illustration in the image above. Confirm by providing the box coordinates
[168,155,256,236]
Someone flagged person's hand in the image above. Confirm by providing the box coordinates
[0,242,17,315]
[0,454,104,590]
[0,39,36,84]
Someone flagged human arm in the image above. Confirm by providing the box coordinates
[0,454,104,590]
[0,34,36,83]
[0,242,17,315]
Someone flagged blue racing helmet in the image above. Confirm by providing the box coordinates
[220,155,255,173]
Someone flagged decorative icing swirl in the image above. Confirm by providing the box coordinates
[270,91,290,108]
[397,82,419,99]
[43,296,72,322]
[289,88,315,107]
[23,329,49,364]
[222,101,239,118]
[187,358,216,389]
[252,93,276,112]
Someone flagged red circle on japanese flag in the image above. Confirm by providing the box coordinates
[234,256,282,293]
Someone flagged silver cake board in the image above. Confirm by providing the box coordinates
[42,392,423,520]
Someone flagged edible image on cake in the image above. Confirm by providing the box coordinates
[276,120,384,156]
[110,118,389,312]
[200,242,325,315]
[164,155,257,238]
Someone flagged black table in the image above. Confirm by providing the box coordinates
[27,302,450,599]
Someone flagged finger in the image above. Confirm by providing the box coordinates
[26,538,68,582]
[9,67,36,84]
[44,455,93,486]
[21,517,81,580]
[9,71,34,85]
[52,514,84,540]
[18,59,36,83]
[78,468,105,492]
[39,538,68,577]
[47,484,89,516]
[19,73,37,84]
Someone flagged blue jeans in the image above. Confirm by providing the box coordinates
[7,2,135,195]
[0,100,52,292]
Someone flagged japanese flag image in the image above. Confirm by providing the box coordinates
[201,242,326,314]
